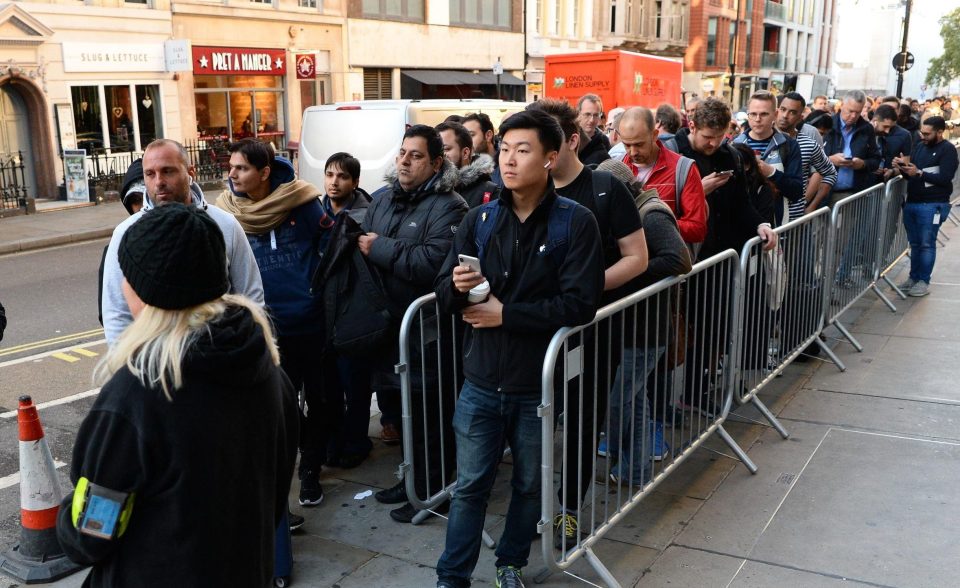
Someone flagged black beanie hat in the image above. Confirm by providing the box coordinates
[119,204,229,310]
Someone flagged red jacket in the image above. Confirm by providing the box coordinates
[623,140,707,243]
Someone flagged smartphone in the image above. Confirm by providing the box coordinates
[717,170,735,176]
[458,254,482,274]
[844,155,853,160]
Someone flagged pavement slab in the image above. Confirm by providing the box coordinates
[749,428,960,588]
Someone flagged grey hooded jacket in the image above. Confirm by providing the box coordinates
[101,182,264,346]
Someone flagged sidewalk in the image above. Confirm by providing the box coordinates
[28,208,960,587]
[0,203,127,255]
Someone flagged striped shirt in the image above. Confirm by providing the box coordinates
[790,132,837,220]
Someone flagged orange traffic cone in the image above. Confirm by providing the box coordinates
[0,396,81,583]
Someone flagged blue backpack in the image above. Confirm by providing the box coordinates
[474,196,578,269]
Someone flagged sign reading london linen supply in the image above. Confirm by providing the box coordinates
[192,46,286,76]
[62,42,166,73]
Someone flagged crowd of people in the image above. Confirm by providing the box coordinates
[54,86,957,587]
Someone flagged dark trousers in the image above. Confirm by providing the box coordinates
[336,355,374,458]
[278,334,340,477]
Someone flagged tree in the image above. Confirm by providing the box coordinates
[926,8,960,87]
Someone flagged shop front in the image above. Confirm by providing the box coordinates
[192,46,288,150]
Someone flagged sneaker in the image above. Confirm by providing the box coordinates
[288,511,305,533]
[650,421,669,462]
[897,277,916,291]
[299,472,324,507]
[597,436,608,458]
[553,512,578,550]
[496,565,525,588]
[909,281,930,297]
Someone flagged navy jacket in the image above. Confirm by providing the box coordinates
[879,125,913,169]
[907,138,959,203]
[823,115,881,192]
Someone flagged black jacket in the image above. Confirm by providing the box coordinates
[367,160,468,313]
[0,300,5,342]
[435,185,604,394]
[579,129,612,167]
[823,114,881,192]
[675,132,768,258]
[57,306,299,588]
[907,138,960,203]
[457,154,500,208]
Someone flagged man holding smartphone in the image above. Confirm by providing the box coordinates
[892,116,958,297]
[823,90,882,204]
[433,109,604,588]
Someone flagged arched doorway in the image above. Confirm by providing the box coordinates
[0,75,56,203]
[0,83,36,203]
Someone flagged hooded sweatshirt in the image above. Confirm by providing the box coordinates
[57,305,299,588]
[215,158,331,338]
[101,182,264,347]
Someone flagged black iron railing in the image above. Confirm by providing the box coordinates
[1,151,27,210]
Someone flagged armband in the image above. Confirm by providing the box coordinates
[71,477,135,540]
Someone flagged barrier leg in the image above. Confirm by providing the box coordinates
[750,397,789,439]
[584,546,622,588]
[882,274,908,300]
[949,210,960,226]
[871,284,898,312]
[716,425,758,474]
[831,320,864,352]
[816,337,846,372]
[940,227,951,240]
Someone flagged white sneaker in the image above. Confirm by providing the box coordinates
[908,281,930,297]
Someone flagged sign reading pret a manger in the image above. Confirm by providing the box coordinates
[192,46,286,75]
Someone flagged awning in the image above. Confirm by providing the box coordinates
[402,70,525,86]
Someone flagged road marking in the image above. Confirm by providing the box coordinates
[0,388,101,419]
[0,460,67,491]
[72,348,99,358]
[0,339,106,369]
[51,352,80,363]
[0,328,105,357]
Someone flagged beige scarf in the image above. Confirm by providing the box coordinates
[216,180,320,234]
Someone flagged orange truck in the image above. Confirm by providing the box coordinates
[544,50,684,110]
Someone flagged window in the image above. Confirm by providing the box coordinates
[363,0,423,20]
[537,0,543,32]
[655,1,662,37]
[70,84,162,153]
[553,0,560,35]
[609,0,615,33]
[706,17,717,66]
[299,0,317,6]
[194,76,286,149]
[572,0,579,36]
[625,0,633,34]
[745,20,753,68]
[249,0,272,4]
[363,68,393,100]
[449,0,511,28]
[729,21,736,65]
[124,0,148,4]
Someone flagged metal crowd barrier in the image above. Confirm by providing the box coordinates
[394,293,495,548]
[822,183,896,352]
[877,177,911,299]
[537,250,756,588]
[733,207,845,438]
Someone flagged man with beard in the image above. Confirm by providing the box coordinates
[436,121,499,207]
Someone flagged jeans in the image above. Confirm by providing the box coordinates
[607,347,664,481]
[903,201,951,283]
[436,381,542,587]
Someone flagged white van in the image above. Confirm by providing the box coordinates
[298,99,525,194]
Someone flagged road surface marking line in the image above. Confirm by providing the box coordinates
[72,348,99,358]
[0,329,104,357]
[51,352,80,363]
[0,339,107,369]
[0,388,101,419]
[0,461,67,491]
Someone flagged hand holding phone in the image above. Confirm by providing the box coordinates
[458,254,482,274]
[716,170,735,176]
[454,254,485,294]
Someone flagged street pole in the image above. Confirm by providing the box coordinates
[496,57,502,99]
[896,0,913,98]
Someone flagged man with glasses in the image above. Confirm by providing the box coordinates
[732,91,804,225]
[577,93,612,167]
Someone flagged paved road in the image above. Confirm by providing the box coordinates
[0,241,106,578]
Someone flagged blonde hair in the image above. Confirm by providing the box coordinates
[95,294,279,401]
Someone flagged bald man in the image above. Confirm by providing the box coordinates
[617,107,707,244]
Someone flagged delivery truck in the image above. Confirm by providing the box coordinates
[544,50,684,111]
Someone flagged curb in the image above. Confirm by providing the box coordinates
[0,228,115,256]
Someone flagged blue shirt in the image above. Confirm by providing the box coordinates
[834,122,856,190]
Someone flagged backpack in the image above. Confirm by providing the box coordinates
[672,155,695,218]
[474,196,578,269]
